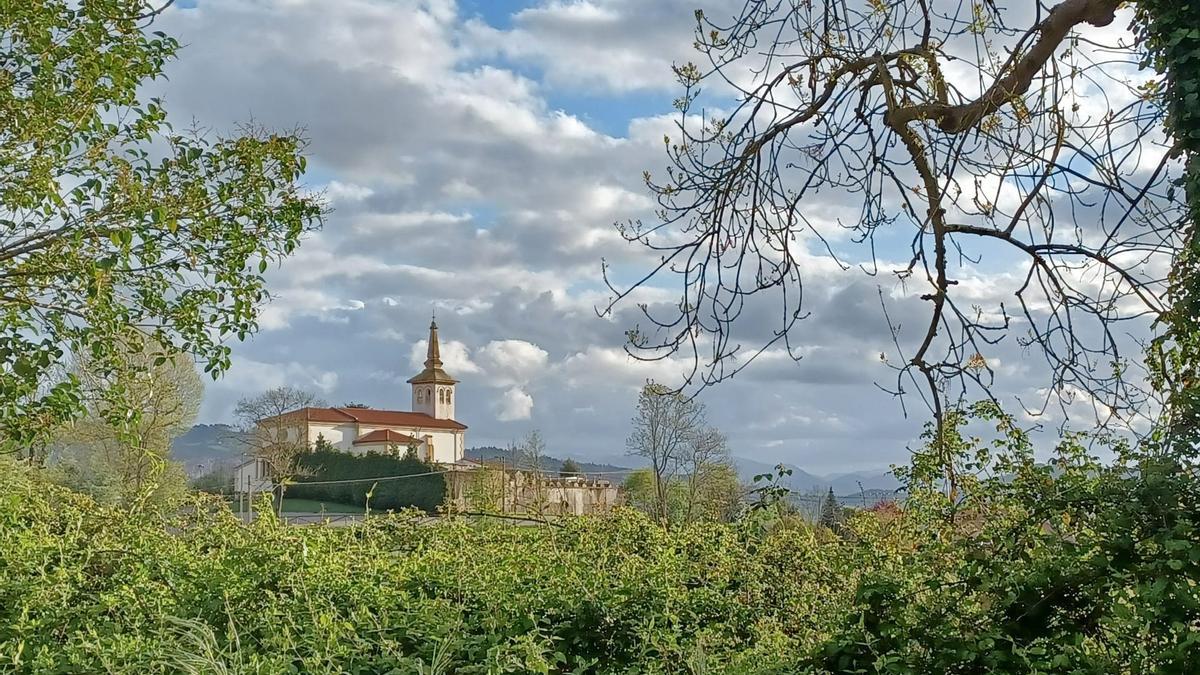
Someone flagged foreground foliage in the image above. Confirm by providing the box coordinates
[0,0,323,456]
[2,412,1197,674]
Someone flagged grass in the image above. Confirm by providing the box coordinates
[227,497,365,514]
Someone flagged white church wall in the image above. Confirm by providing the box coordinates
[424,429,462,463]
[306,422,356,451]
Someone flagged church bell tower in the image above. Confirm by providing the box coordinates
[408,318,458,420]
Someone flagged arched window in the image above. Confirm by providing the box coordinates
[446,390,452,405]
[416,389,423,404]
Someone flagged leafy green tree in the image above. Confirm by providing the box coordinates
[313,433,334,452]
[621,467,658,515]
[626,382,706,525]
[47,331,201,509]
[690,461,743,523]
[622,462,739,525]
[190,465,234,496]
[288,450,445,513]
[1138,0,1200,456]
[0,0,324,456]
[559,458,582,478]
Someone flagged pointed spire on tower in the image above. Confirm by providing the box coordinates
[408,314,458,385]
[425,316,442,368]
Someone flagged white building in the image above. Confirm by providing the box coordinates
[234,320,468,494]
[233,457,274,495]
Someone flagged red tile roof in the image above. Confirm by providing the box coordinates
[352,429,423,446]
[287,407,468,430]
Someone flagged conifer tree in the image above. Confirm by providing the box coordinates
[818,488,841,531]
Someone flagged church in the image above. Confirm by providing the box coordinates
[264,319,467,464]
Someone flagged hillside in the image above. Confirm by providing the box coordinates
[730,456,903,497]
[465,446,633,477]
[169,424,246,475]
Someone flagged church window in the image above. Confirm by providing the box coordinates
[416,390,423,404]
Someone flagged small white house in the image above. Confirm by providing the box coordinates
[233,457,273,495]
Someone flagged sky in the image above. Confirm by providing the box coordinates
[150,0,1165,473]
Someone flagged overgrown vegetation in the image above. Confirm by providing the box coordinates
[2,405,1197,673]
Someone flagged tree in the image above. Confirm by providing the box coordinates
[516,429,550,516]
[190,465,234,496]
[680,426,740,523]
[622,468,660,515]
[234,386,324,514]
[48,331,202,509]
[464,464,506,514]
[0,0,324,455]
[559,458,582,478]
[626,382,706,525]
[287,449,445,513]
[605,0,1185,476]
[690,461,744,523]
[818,488,842,532]
[1137,0,1200,456]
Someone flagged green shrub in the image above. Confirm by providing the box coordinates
[287,450,445,513]
[2,409,1197,674]
[0,461,849,673]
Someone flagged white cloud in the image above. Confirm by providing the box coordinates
[324,180,374,203]
[464,0,723,92]
[167,0,1156,472]
[476,340,550,386]
[409,339,482,376]
[496,386,534,421]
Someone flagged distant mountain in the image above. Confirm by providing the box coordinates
[591,453,649,470]
[731,456,903,498]
[826,470,903,494]
[465,446,633,477]
[170,424,246,475]
[169,424,903,495]
[731,456,828,494]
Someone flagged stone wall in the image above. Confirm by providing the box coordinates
[445,467,621,516]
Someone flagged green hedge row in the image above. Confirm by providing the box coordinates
[287,450,445,512]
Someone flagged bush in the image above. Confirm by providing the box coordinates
[190,466,234,495]
[0,460,850,673]
[287,450,445,512]
[2,407,1196,674]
